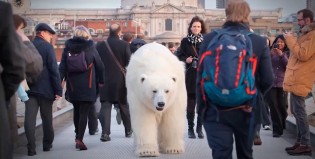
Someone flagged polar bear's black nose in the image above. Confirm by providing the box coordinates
[158,102,165,107]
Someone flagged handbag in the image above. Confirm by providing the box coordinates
[104,40,126,77]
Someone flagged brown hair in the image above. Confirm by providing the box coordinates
[122,32,133,43]
[187,16,206,34]
[13,14,27,29]
[298,9,314,22]
[225,0,251,23]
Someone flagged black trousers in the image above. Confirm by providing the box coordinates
[87,104,98,133]
[0,100,12,159]
[24,95,54,150]
[266,87,288,135]
[72,101,94,140]
[99,102,131,135]
[186,94,202,131]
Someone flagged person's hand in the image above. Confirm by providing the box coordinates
[16,29,30,41]
[55,95,61,100]
[274,48,283,56]
[186,56,193,64]
[98,83,104,87]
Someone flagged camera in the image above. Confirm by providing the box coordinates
[273,44,279,49]
[192,57,199,69]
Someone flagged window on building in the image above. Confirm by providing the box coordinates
[106,22,110,27]
[165,19,172,31]
[124,21,128,27]
[96,29,104,34]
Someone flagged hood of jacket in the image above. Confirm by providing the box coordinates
[301,22,315,35]
[65,37,94,53]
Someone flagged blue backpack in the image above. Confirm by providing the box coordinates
[199,28,257,107]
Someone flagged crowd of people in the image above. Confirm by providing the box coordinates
[1,0,315,158]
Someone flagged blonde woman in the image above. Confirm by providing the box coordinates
[59,25,105,150]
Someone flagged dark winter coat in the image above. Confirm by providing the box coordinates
[177,37,202,95]
[197,22,274,122]
[270,49,289,88]
[28,36,63,100]
[96,35,131,104]
[59,38,105,102]
[0,2,25,159]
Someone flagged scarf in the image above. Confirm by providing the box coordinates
[187,33,203,44]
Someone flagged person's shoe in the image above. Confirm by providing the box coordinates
[253,136,262,145]
[188,129,196,139]
[125,130,133,138]
[115,107,122,125]
[75,140,87,150]
[89,128,99,135]
[285,143,300,152]
[272,133,281,138]
[197,130,204,139]
[287,145,312,156]
[100,134,111,142]
[43,144,52,151]
[27,150,37,156]
[262,125,271,130]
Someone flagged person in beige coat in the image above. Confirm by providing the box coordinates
[283,8,315,156]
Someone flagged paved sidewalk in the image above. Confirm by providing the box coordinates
[13,109,315,159]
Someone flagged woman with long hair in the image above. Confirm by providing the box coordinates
[177,16,206,139]
[267,34,290,137]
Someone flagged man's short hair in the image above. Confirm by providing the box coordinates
[109,23,121,36]
[298,9,314,22]
[123,32,133,42]
[225,0,251,23]
[168,42,175,49]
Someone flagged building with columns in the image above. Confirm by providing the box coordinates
[8,0,293,45]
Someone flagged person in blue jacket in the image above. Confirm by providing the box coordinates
[24,23,63,156]
[197,1,274,158]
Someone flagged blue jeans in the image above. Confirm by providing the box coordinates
[290,93,310,145]
[203,109,254,159]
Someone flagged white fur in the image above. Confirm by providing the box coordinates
[126,43,187,157]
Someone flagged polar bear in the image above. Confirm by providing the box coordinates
[126,43,187,157]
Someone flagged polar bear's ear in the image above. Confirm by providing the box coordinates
[140,74,147,83]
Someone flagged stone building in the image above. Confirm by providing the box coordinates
[8,0,293,45]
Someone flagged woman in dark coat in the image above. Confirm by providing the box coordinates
[266,34,290,137]
[59,25,104,150]
[177,16,206,139]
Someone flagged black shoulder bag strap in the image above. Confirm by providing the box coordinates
[104,40,126,77]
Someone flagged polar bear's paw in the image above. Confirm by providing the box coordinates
[136,145,160,157]
[162,146,184,154]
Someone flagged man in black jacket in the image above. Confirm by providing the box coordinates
[24,23,62,156]
[96,23,132,142]
[197,0,273,159]
[0,2,25,159]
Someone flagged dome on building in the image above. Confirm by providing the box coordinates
[121,0,198,8]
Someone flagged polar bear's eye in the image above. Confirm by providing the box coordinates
[165,90,169,93]
[153,90,157,93]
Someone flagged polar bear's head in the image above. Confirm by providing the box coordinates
[139,74,177,112]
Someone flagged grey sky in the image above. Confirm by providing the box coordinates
[31,0,306,17]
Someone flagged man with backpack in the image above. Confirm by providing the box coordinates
[196,0,273,158]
